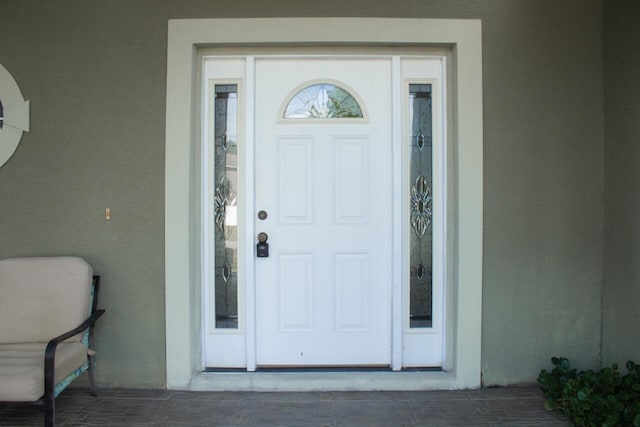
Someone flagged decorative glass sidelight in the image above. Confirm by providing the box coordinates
[283,83,363,119]
[409,84,433,328]
[213,84,239,329]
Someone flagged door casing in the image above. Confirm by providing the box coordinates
[165,18,483,391]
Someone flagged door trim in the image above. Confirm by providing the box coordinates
[165,18,483,390]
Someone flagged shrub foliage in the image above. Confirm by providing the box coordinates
[538,357,640,427]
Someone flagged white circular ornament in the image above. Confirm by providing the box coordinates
[0,64,30,168]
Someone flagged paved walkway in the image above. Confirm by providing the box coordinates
[0,385,568,427]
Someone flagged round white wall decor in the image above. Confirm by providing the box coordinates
[0,64,30,168]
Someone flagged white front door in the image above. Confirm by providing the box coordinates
[254,58,392,366]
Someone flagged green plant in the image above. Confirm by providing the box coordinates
[538,357,640,427]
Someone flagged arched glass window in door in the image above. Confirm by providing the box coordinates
[283,82,364,119]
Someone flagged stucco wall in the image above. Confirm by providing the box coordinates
[0,0,604,387]
[480,2,604,384]
[602,0,640,367]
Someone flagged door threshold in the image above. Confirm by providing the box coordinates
[187,370,460,392]
[205,366,391,373]
[205,366,442,373]
[255,366,393,373]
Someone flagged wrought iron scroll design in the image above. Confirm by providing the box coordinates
[214,174,236,239]
[410,175,432,237]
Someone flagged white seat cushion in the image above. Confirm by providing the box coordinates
[0,342,88,401]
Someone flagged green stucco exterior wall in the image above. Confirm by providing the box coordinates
[0,0,604,387]
[603,0,640,368]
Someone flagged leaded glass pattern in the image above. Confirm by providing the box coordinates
[213,84,239,329]
[409,84,433,329]
[283,83,363,119]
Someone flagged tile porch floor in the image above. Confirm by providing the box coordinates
[0,385,569,427]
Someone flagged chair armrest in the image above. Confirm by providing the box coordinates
[45,309,105,354]
[44,309,105,395]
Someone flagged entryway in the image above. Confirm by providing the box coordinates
[164,17,484,391]
[203,54,446,370]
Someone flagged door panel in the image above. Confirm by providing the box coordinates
[335,252,368,331]
[279,253,313,331]
[334,137,368,223]
[278,137,313,223]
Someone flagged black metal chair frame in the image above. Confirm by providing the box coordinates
[42,274,105,427]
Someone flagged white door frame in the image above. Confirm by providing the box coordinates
[165,18,483,390]
[202,54,447,371]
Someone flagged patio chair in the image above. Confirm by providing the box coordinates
[0,257,105,427]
